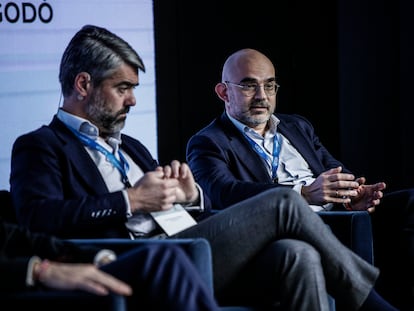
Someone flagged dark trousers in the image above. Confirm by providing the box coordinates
[174,188,379,311]
[101,243,219,311]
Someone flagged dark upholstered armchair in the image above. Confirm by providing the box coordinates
[318,210,374,264]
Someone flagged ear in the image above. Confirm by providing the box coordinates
[74,72,91,96]
[215,82,228,101]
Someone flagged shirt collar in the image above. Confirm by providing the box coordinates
[57,108,122,143]
[226,111,280,136]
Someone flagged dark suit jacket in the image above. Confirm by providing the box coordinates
[0,218,99,290]
[186,112,348,210]
[10,116,210,239]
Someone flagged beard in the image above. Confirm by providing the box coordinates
[239,100,273,127]
[241,113,270,128]
[85,90,129,136]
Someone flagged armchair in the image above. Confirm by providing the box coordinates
[318,210,374,264]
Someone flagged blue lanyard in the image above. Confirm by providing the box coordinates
[244,132,281,182]
[67,126,132,188]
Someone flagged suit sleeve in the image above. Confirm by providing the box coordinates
[0,219,101,290]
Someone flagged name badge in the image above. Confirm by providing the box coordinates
[150,204,197,236]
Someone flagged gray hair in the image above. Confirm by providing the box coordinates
[59,24,145,97]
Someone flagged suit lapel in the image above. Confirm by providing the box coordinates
[50,117,110,193]
[277,115,324,174]
[120,137,158,173]
[220,113,272,182]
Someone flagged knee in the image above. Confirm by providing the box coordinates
[262,188,310,214]
[276,239,321,266]
[259,188,304,205]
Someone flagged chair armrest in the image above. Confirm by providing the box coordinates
[318,211,374,264]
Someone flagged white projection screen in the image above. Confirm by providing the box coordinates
[0,0,157,189]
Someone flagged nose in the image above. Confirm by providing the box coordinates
[126,90,136,106]
[254,85,267,98]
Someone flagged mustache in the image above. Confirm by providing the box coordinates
[116,106,130,117]
[249,101,270,109]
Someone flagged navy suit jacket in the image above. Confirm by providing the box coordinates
[186,112,348,210]
[10,116,210,239]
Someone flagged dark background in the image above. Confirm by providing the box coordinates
[153,0,414,193]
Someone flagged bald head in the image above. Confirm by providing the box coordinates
[222,48,275,82]
[215,48,278,133]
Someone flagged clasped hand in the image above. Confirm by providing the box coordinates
[348,176,386,213]
[302,166,386,212]
[128,160,199,213]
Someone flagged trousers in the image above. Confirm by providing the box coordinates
[174,188,379,311]
[101,244,219,311]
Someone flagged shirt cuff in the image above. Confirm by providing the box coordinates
[26,256,41,286]
[122,189,133,217]
[94,249,117,266]
[295,183,333,211]
[292,183,303,195]
[183,183,204,212]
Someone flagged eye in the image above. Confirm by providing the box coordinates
[242,84,258,91]
[264,83,276,91]
[118,85,135,94]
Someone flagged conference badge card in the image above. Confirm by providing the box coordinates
[150,204,197,236]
